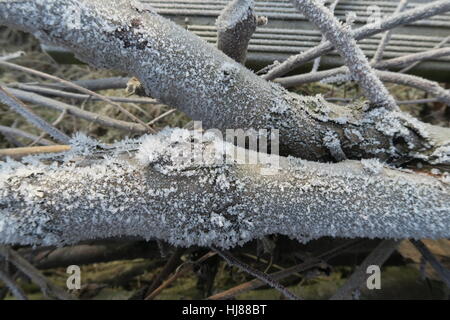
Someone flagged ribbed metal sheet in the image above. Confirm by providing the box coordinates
[144,0,450,29]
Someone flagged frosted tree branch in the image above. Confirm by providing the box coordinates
[0,86,71,144]
[276,47,450,86]
[0,0,448,164]
[371,0,408,64]
[289,0,399,111]
[311,0,340,73]
[216,0,257,63]
[263,0,450,80]
[0,130,449,248]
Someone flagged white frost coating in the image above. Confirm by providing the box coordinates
[290,0,399,111]
[0,130,449,248]
[215,0,254,31]
[361,158,384,175]
[323,130,346,161]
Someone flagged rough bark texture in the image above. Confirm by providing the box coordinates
[0,0,448,165]
[216,0,257,64]
[0,130,449,248]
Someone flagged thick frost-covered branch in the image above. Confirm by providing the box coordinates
[0,130,449,248]
[0,0,449,165]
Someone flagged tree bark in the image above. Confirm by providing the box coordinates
[0,130,449,248]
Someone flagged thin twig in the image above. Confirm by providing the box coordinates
[376,70,450,107]
[289,0,399,111]
[330,240,399,300]
[213,248,301,300]
[0,125,55,146]
[0,145,71,159]
[145,251,217,300]
[11,83,158,105]
[276,47,450,87]
[263,0,450,80]
[38,77,129,92]
[7,88,149,134]
[0,246,75,300]
[0,268,28,300]
[208,240,364,300]
[29,109,67,147]
[371,0,408,64]
[410,240,450,289]
[0,51,25,62]
[400,35,450,74]
[147,109,176,126]
[0,60,156,133]
[0,86,71,144]
[143,248,185,298]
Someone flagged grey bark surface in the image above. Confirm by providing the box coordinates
[0,130,449,248]
[216,0,257,64]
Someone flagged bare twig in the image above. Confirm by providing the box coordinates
[263,0,450,80]
[0,268,27,300]
[330,240,399,300]
[147,109,176,126]
[143,247,185,298]
[400,35,450,74]
[40,77,129,92]
[0,51,25,62]
[289,0,399,111]
[0,246,74,300]
[11,83,158,105]
[29,109,67,146]
[213,248,301,300]
[0,125,55,146]
[0,145,70,159]
[372,0,409,64]
[0,86,71,144]
[410,240,450,288]
[7,88,149,134]
[208,240,364,300]
[0,61,156,133]
[145,251,216,300]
